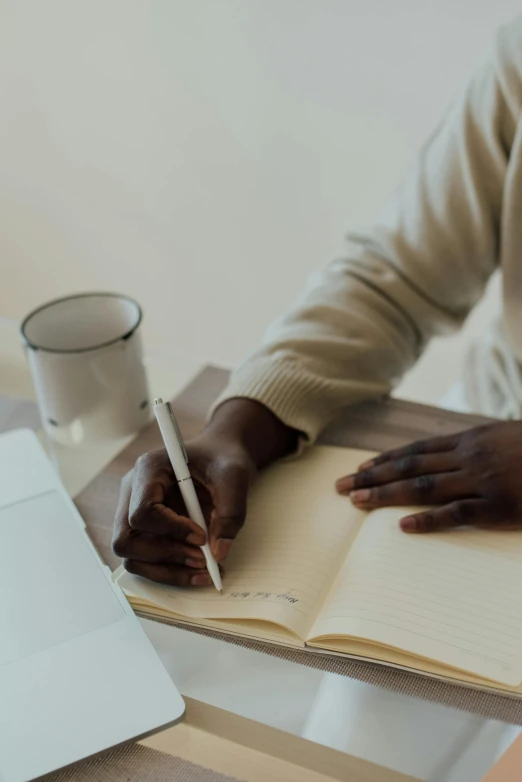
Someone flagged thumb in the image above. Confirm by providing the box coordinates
[208,464,251,561]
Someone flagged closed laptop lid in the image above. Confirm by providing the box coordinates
[0,429,185,782]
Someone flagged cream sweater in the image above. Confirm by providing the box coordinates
[215,19,522,442]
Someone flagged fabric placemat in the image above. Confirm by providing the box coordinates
[143,616,522,725]
[46,744,241,782]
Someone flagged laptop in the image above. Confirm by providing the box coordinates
[0,428,185,782]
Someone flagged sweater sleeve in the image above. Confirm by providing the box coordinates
[211,31,519,443]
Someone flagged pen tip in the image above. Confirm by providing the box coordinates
[219,589,223,595]
[154,397,163,406]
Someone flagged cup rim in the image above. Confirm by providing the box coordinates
[20,292,143,354]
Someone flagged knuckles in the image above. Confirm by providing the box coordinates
[459,426,505,470]
[128,503,152,531]
[466,441,496,469]
[112,531,130,558]
[406,441,425,457]
[396,456,419,477]
[135,449,165,473]
[412,473,436,498]
[122,558,137,574]
[448,501,466,526]
[354,469,377,489]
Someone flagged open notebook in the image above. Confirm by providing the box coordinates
[115,445,522,694]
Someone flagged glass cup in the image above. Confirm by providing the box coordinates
[21,292,150,445]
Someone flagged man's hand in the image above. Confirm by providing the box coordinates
[112,398,299,586]
[336,422,522,533]
[112,437,255,586]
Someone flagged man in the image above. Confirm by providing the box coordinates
[113,19,522,586]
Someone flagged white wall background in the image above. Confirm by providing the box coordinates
[0,1,518,401]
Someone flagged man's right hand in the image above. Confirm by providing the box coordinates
[112,435,256,587]
[112,398,299,587]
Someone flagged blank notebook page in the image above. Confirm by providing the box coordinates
[310,508,522,686]
[117,446,371,641]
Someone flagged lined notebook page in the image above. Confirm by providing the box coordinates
[117,446,371,641]
[309,509,522,686]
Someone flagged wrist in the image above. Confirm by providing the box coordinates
[204,398,300,469]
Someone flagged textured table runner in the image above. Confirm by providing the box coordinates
[150,618,522,725]
[45,744,240,782]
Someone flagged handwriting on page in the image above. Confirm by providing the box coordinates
[229,590,300,605]
[203,446,369,627]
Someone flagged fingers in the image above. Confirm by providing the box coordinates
[208,465,250,561]
[358,434,460,472]
[400,500,489,533]
[336,452,457,495]
[112,471,133,555]
[123,559,217,587]
[128,452,206,544]
[112,466,206,566]
[113,444,254,588]
[114,532,206,568]
[348,471,472,509]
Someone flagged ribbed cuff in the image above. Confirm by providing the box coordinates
[208,355,337,446]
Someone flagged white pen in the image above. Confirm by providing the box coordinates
[153,398,223,593]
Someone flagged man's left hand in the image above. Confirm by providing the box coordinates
[336,422,522,533]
